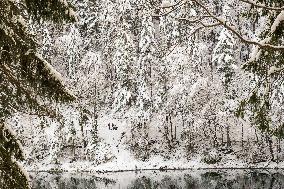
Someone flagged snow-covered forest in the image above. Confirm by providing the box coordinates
[1,0,284,188]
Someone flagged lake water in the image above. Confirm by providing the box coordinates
[30,169,284,189]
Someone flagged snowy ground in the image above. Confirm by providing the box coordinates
[24,112,284,173]
[73,113,284,172]
[28,155,283,173]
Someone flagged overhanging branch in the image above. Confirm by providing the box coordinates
[156,0,284,51]
[191,0,284,52]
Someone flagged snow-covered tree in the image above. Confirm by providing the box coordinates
[112,22,137,111]
[161,0,284,140]
[0,0,76,187]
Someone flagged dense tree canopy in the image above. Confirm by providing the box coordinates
[2,0,284,187]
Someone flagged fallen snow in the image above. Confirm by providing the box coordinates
[22,112,284,173]
[25,153,283,173]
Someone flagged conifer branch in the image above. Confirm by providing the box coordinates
[0,63,58,118]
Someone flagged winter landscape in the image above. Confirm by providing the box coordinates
[1,0,284,188]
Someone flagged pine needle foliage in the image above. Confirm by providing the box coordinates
[0,0,77,188]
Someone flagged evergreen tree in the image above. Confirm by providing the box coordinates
[213,28,237,149]
[136,15,156,113]
[113,21,137,111]
[213,28,236,87]
[0,0,76,187]
[239,0,284,138]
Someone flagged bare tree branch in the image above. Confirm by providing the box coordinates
[199,22,221,28]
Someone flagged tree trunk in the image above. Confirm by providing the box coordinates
[149,62,153,108]
[241,122,244,150]
[169,114,173,143]
[189,121,192,151]
[72,138,75,158]
[266,135,274,162]
[221,126,224,145]
[174,121,177,141]
[213,123,218,148]
[226,125,231,148]
[255,128,259,143]
[277,138,281,163]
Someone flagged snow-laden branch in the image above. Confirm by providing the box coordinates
[178,16,221,29]
[247,10,284,61]
[239,0,284,11]
[155,0,284,51]
[191,0,284,52]
[199,22,221,28]
[271,11,284,33]
[33,52,77,100]
[189,23,221,37]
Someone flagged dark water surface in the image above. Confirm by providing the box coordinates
[30,169,284,189]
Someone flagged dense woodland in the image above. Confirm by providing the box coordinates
[1,0,284,188]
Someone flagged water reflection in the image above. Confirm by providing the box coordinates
[30,169,284,189]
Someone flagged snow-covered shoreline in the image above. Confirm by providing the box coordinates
[26,157,284,174]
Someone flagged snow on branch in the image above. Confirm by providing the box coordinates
[0,122,25,160]
[271,10,284,33]
[190,0,284,52]
[155,0,284,51]
[239,0,284,11]
[34,53,77,100]
[35,53,64,83]
[0,63,59,118]
[177,15,211,24]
